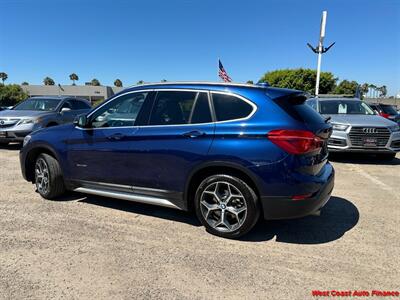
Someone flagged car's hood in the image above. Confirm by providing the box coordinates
[0,110,51,119]
[323,114,397,127]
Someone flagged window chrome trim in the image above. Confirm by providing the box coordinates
[75,89,257,130]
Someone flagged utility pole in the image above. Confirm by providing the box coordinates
[307,11,335,97]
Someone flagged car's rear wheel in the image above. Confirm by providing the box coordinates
[35,153,65,199]
[194,174,260,239]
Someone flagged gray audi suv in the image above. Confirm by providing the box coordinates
[306,98,400,160]
[0,96,91,145]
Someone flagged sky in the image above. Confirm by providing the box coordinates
[1,0,399,95]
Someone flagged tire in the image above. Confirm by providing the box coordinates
[194,174,260,239]
[377,153,396,161]
[34,153,66,199]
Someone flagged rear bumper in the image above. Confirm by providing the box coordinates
[261,166,335,220]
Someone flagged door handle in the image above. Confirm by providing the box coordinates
[182,130,205,138]
[107,133,125,141]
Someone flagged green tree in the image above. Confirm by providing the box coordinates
[114,79,123,87]
[161,79,167,82]
[91,78,101,86]
[0,72,8,84]
[69,73,79,85]
[21,82,29,85]
[259,68,337,94]
[246,80,254,84]
[334,80,359,95]
[0,84,29,106]
[137,80,145,85]
[43,77,55,85]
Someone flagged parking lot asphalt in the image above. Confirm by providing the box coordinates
[0,145,399,299]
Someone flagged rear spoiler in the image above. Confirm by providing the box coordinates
[270,92,308,105]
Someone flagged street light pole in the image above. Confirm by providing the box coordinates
[307,11,335,97]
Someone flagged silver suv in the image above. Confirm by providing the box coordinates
[306,98,400,160]
[0,96,91,145]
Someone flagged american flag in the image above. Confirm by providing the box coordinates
[218,59,232,82]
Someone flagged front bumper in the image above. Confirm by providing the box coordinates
[0,124,36,143]
[261,165,335,220]
[0,130,31,142]
[328,128,400,153]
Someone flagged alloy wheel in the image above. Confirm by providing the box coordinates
[200,181,247,232]
[35,158,50,195]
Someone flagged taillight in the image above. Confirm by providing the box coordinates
[267,129,323,155]
[380,113,390,119]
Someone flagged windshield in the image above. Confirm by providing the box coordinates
[13,98,61,111]
[380,105,398,115]
[319,100,375,115]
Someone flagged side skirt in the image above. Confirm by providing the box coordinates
[71,180,184,210]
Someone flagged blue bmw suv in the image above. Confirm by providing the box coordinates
[20,82,334,238]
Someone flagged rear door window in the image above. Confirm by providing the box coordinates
[71,100,91,110]
[149,91,212,125]
[190,92,212,124]
[380,105,398,115]
[212,93,254,121]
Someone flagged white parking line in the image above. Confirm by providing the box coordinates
[349,164,398,199]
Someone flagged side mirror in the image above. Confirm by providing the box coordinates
[74,114,89,128]
[61,107,71,113]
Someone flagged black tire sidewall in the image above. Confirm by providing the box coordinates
[35,154,65,199]
[194,174,260,239]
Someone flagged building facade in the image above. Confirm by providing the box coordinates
[21,85,124,104]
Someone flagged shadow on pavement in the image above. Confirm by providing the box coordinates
[78,194,201,226]
[329,152,400,166]
[74,193,358,244]
[243,196,359,244]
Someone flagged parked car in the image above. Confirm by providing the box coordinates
[306,98,400,160]
[0,96,91,145]
[368,103,400,124]
[20,82,334,238]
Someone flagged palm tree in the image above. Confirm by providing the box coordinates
[69,73,79,85]
[91,78,101,86]
[21,82,29,85]
[246,80,254,84]
[161,79,167,82]
[380,85,387,97]
[361,83,369,98]
[0,72,8,84]
[137,80,144,85]
[114,79,123,87]
[43,77,55,85]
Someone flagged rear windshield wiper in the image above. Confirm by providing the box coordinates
[325,116,331,123]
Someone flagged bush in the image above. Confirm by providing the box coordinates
[0,84,29,106]
[259,68,337,94]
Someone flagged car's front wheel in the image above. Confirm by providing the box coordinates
[194,174,260,239]
[34,153,66,199]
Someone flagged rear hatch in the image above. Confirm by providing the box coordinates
[270,93,332,175]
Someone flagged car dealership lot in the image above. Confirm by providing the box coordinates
[0,147,399,299]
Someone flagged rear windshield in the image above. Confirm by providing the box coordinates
[272,94,325,124]
[380,105,398,115]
